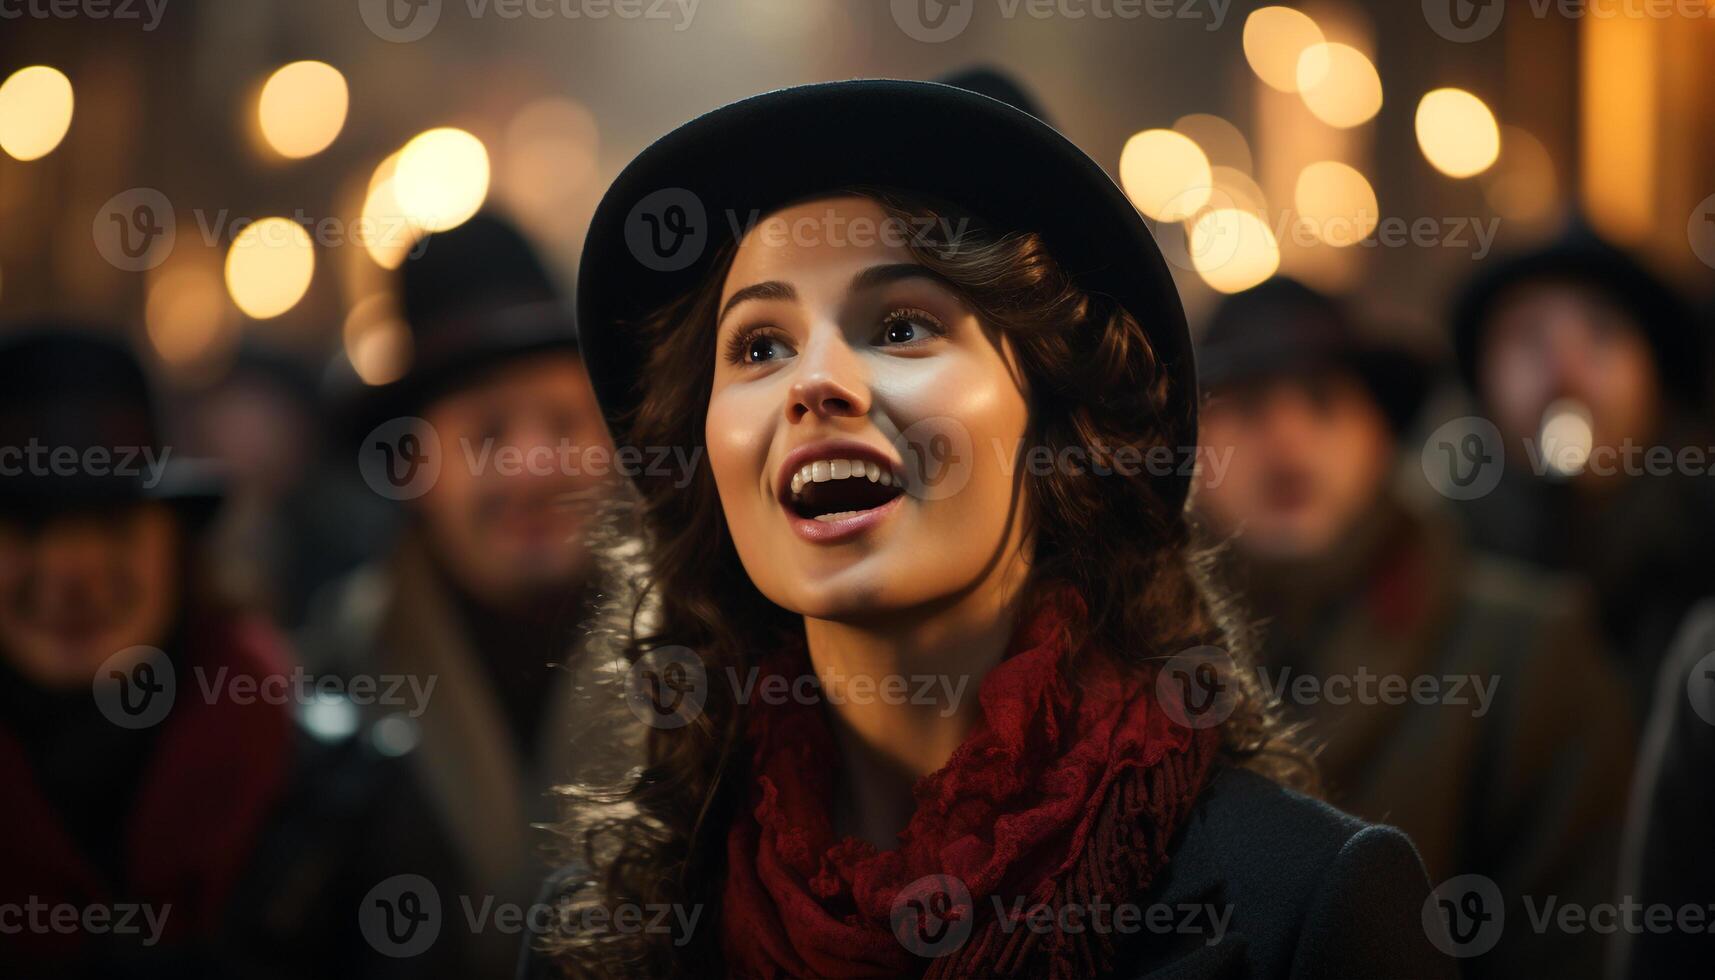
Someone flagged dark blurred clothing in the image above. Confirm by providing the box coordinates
[299,525,595,976]
[1237,493,1635,979]
[1452,415,1715,714]
[0,613,471,979]
[1616,600,1715,980]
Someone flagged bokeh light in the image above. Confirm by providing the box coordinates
[224,217,315,319]
[1296,43,1383,128]
[1119,129,1212,221]
[501,98,599,217]
[1294,161,1379,247]
[344,294,413,386]
[1173,113,1252,174]
[394,127,490,232]
[146,265,238,369]
[1416,88,1501,178]
[360,151,424,270]
[0,66,74,161]
[256,61,349,159]
[1539,398,1594,477]
[1189,208,1280,294]
[1485,125,1558,222]
[1208,166,1269,217]
[1243,7,1325,93]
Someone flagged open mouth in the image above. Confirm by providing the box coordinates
[785,457,905,522]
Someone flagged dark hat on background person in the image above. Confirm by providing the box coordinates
[1451,225,1703,405]
[933,65,1052,126]
[1198,277,1431,432]
[0,325,223,526]
[576,79,1199,509]
[337,211,580,434]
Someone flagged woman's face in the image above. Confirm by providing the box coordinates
[704,196,1032,622]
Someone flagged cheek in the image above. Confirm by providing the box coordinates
[705,385,778,523]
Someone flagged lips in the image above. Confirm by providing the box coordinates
[775,441,907,539]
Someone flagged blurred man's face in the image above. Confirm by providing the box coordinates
[1480,280,1661,479]
[1198,371,1395,561]
[416,354,610,609]
[0,502,181,690]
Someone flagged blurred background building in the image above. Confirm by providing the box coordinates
[4,0,1715,371]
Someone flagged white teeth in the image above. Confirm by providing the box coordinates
[813,510,864,523]
[788,457,900,499]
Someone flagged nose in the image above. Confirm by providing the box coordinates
[787,329,870,424]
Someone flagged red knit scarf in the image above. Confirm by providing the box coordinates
[721,594,1221,979]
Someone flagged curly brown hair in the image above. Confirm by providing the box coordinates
[541,190,1314,977]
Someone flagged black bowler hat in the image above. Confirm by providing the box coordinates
[576,79,1198,508]
[1451,227,1703,405]
[0,326,222,524]
[1198,277,1431,432]
[344,211,580,431]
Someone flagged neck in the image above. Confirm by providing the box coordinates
[804,573,1028,848]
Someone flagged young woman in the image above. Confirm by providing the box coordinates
[532,80,1454,979]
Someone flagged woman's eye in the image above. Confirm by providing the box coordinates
[726,329,793,365]
[877,309,943,347]
[747,336,786,362]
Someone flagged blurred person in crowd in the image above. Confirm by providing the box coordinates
[0,327,470,978]
[1450,229,1715,709]
[189,344,394,629]
[1197,278,1635,979]
[527,81,1455,980]
[303,212,616,973]
[1614,599,1715,979]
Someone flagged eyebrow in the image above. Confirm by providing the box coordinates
[849,262,949,293]
[716,264,952,328]
[718,280,796,326]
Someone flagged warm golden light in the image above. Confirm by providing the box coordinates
[146,265,236,367]
[394,127,490,233]
[225,218,315,319]
[1208,166,1269,217]
[1119,130,1212,222]
[1581,16,1655,245]
[1244,7,1325,93]
[502,98,599,216]
[256,61,349,159]
[0,66,74,161]
[1294,161,1378,247]
[344,295,413,386]
[1485,126,1558,223]
[1190,209,1280,294]
[360,152,425,270]
[1416,88,1500,178]
[1296,43,1382,129]
[1173,114,1252,174]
